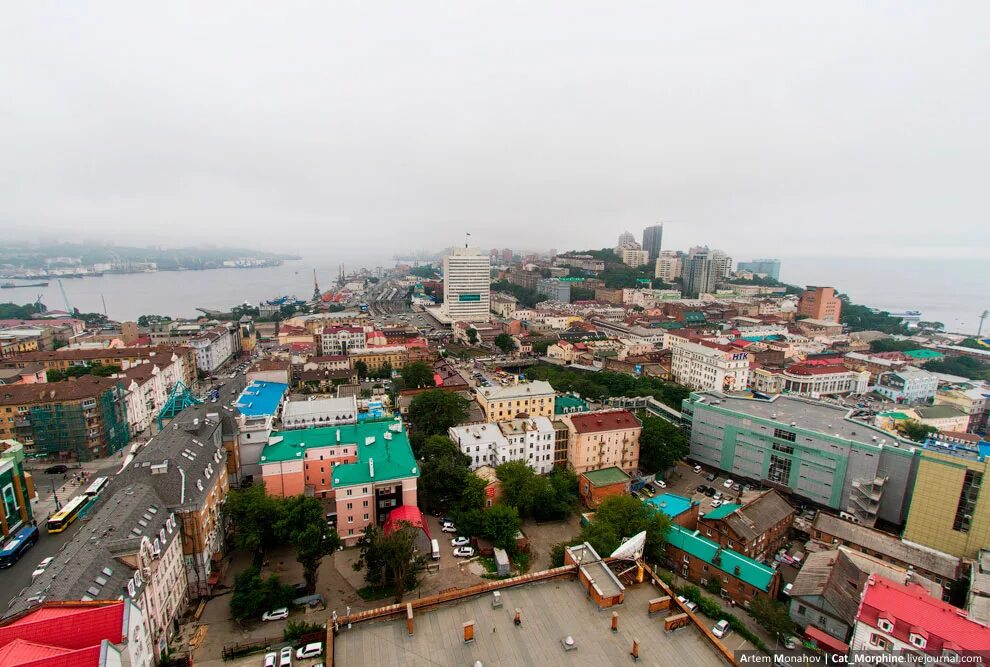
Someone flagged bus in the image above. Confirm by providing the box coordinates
[83,476,109,499]
[46,495,90,534]
[0,525,40,568]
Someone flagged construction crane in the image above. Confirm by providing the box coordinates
[979,309,989,337]
[57,279,73,314]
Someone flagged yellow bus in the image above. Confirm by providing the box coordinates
[46,495,90,534]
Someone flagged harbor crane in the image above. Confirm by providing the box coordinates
[57,279,73,314]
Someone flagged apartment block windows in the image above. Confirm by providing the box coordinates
[773,428,796,442]
[952,469,982,533]
[768,454,792,486]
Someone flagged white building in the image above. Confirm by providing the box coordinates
[751,364,870,398]
[875,367,939,404]
[442,246,491,323]
[319,326,366,356]
[671,340,751,392]
[190,325,238,373]
[448,416,555,473]
[282,396,358,429]
[655,251,682,282]
[620,248,650,268]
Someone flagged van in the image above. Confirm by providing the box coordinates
[431,538,440,560]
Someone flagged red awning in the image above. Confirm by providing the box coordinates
[804,625,848,654]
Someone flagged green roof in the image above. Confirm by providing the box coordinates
[904,349,943,360]
[684,312,706,322]
[880,411,912,420]
[555,395,589,414]
[581,466,631,487]
[701,502,741,520]
[915,405,967,420]
[667,524,775,592]
[263,419,418,488]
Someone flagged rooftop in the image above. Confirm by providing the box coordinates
[709,490,794,541]
[644,493,695,519]
[333,578,723,666]
[264,419,418,488]
[914,405,968,420]
[567,409,641,434]
[234,380,288,417]
[580,466,631,487]
[554,395,588,414]
[667,524,776,591]
[282,396,357,421]
[477,380,555,401]
[0,601,125,667]
[0,375,124,405]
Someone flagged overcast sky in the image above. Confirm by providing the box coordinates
[3,2,988,260]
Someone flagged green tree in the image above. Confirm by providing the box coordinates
[225,485,282,565]
[137,314,171,327]
[418,436,471,512]
[580,495,670,563]
[353,360,368,380]
[868,338,917,353]
[482,504,522,551]
[275,495,342,594]
[638,413,689,475]
[450,474,488,537]
[923,356,990,381]
[229,566,295,622]
[283,620,324,643]
[494,333,516,354]
[750,597,795,641]
[358,523,424,601]
[400,360,434,389]
[0,302,43,319]
[495,462,578,521]
[466,328,479,345]
[898,419,938,443]
[407,389,469,436]
[409,264,439,279]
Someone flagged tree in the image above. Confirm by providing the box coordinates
[466,328,479,345]
[0,302,43,319]
[638,414,689,475]
[407,389,469,436]
[401,360,434,389]
[418,436,471,512]
[868,338,917,353]
[137,314,171,327]
[495,462,578,521]
[409,264,439,279]
[353,360,368,380]
[275,495,341,594]
[494,333,516,355]
[750,597,795,641]
[923,356,990,381]
[229,566,295,622]
[358,523,424,601]
[225,485,282,565]
[450,474,488,537]
[898,419,938,443]
[482,504,522,551]
[580,495,670,563]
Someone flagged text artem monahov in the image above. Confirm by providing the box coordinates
[737,651,985,665]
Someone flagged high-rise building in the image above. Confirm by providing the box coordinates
[798,286,843,323]
[617,231,637,248]
[501,248,513,263]
[737,258,781,281]
[642,224,663,261]
[620,248,650,268]
[442,247,491,323]
[682,251,719,297]
[711,250,733,279]
[655,250,682,282]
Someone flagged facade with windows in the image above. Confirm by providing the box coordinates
[449,417,555,474]
[561,409,641,476]
[671,341,750,392]
[442,247,491,323]
[319,326,366,356]
[0,440,32,542]
[874,367,939,404]
[684,392,920,526]
[475,381,555,422]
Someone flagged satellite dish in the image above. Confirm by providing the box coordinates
[610,531,646,560]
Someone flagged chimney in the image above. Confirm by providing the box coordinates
[463,620,475,644]
[406,603,414,635]
[611,611,619,634]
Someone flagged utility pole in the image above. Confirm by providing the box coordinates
[979,310,989,338]
[51,476,61,512]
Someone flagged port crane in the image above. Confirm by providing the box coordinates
[57,279,73,314]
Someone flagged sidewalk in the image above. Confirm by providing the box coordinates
[31,475,91,522]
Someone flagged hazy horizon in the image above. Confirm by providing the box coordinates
[3,3,988,259]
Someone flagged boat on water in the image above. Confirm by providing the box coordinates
[1,281,50,288]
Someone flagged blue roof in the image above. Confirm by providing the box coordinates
[667,524,776,592]
[644,493,694,519]
[701,503,741,520]
[235,380,288,417]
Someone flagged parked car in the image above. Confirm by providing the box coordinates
[644,483,656,494]
[264,652,278,667]
[441,522,457,533]
[705,473,716,482]
[731,483,741,492]
[723,479,734,489]
[710,499,723,508]
[676,595,698,612]
[262,608,289,622]
[713,491,723,501]
[45,464,68,475]
[453,546,475,558]
[451,537,470,547]
[704,487,716,497]
[655,480,667,489]
[696,485,707,493]
[783,583,793,596]
[296,643,323,659]
[278,646,292,666]
[640,486,655,497]
[693,465,702,474]
[712,619,731,638]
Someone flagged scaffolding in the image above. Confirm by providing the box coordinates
[157,380,203,430]
[25,383,130,462]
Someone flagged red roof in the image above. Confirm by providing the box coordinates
[785,364,852,376]
[383,505,431,539]
[567,409,641,434]
[857,574,990,656]
[804,625,848,654]
[0,601,125,667]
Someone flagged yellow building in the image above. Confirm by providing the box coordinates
[475,381,556,422]
[902,447,990,560]
[348,346,409,374]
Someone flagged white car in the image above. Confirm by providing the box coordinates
[656,480,667,489]
[712,619,730,638]
[278,646,292,666]
[693,465,702,474]
[453,546,475,558]
[296,642,323,659]
[264,651,277,667]
[723,479,734,489]
[710,499,723,508]
[440,523,457,533]
[451,537,470,547]
[676,595,698,612]
[262,608,289,621]
[32,557,54,579]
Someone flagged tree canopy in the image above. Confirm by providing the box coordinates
[407,389,470,436]
[495,461,578,521]
[358,523,425,601]
[839,296,908,334]
[494,333,516,354]
[923,355,990,381]
[491,279,542,308]
[0,302,44,319]
[638,413,689,475]
[898,420,938,443]
[418,436,472,511]
[229,566,296,622]
[525,364,689,410]
[482,504,522,551]
[580,495,670,563]
[400,360,435,389]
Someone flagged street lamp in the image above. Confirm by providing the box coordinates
[50,475,62,512]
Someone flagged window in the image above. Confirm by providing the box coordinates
[877,619,893,633]
[773,428,796,442]
[869,634,890,650]
[2,484,19,518]
[953,469,982,533]
[346,503,352,510]
[910,634,926,649]
[797,605,807,616]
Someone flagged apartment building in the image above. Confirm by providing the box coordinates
[1,346,197,388]
[695,490,794,562]
[190,325,239,373]
[934,381,989,433]
[0,377,130,461]
[642,224,663,262]
[684,392,919,526]
[319,326,366,356]
[442,247,491,323]
[751,363,869,398]
[654,251,682,282]
[682,252,719,298]
[348,346,409,373]
[449,417,555,473]
[281,396,358,430]
[671,340,751,392]
[798,286,842,323]
[536,278,571,303]
[561,409,641,475]
[874,367,939,404]
[475,381,555,422]
[553,254,605,272]
[737,259,781,281]
[620,248,650,268]
[0,440,33,542]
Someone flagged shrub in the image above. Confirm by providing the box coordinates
[283,620,323,643]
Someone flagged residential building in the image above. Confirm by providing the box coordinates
[968,549,990,627]
[490,293,518,318]
[684,392,920,526]
[553,254,605,272]
[682,252,719,298]
[536,278,570,303]
[8,484,187,666]
[260,420,419,547]
[788,547,941,649]
[710,250,732,279]
[665,523,780,606]
[579,467,631,508]
[348,346,408,374]
[116,405,230,597]
[620,248,650,268]
[0,365,46,385]
[319,326,366,356]
[811,513,961,596]
[0,440,33,542]
[616,230,637,248]
[561,409,641,475]
[189,325,239,373]
[671,341,751,392]
[696,490,794,562]
[246,359,292,385]
[874,367,939,404]
[282,396,358,430]
[474,381,555,422]
[798,286,842,323]
[552,419,569,469]
[449,422,509,470]
[850,574,990,659]
[0,377,130,461]
[737,259,781,281]
[642,224,663,262]
[655,251,682,283]
[448,417,554,473]
[473,464,502,507]
[442,246,491,323]
[555,394,589,416]
[751,363,869,398]
[1,346,197,388]
[934,382,989,433]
